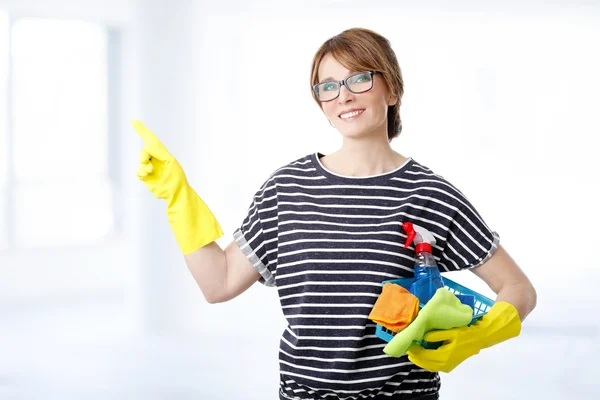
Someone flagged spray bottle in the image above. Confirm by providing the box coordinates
[402,222,445,304]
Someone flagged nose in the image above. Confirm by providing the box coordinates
[337,83,354,104]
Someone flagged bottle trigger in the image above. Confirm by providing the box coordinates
[402,222,416,248]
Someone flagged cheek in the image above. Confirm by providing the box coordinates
[364,100,386,120]
[376,98,391,119]
[364,93,388,115]
[322,104,336,119]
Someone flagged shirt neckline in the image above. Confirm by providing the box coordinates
[310,152,414,185]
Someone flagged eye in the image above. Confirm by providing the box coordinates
[354,73,371,83]
[323,82,338,91]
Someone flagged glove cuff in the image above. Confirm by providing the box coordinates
[479,301,522,349]
[167,184,224,255]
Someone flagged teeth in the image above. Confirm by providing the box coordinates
[340,110,364,119]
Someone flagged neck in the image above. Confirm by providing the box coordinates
[322,135,406,177]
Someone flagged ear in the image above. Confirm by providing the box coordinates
[388,94,398,107]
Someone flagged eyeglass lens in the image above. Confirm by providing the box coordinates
[315,72,373,102]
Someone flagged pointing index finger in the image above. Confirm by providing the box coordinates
[132,119,159,144]
[131,119,171,160]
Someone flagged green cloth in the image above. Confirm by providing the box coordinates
[383,288,473,357]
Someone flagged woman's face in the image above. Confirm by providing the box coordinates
[317,53,396,140]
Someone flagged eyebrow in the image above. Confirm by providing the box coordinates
[318,71,359,84]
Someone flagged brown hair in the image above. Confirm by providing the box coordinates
[310,28,404,141]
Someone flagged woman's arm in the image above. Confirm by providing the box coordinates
[184,240,261,304]
[471,244,537,321]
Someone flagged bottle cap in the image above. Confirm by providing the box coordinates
[415,242,432,254]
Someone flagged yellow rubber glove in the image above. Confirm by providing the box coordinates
[406,301,521,373]
[133,119,223,255]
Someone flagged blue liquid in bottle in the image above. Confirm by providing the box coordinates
[410,251,445,304]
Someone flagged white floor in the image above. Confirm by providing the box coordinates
[1,298,598,400]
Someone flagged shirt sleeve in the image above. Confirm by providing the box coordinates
[437,183,500,272]
[233,177,278,287]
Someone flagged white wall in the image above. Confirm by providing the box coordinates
[0,0,134,23]
[1,0,599,399]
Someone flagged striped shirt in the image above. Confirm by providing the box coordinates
[234,152,500,400]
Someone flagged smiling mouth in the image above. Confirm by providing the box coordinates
[339,109,365,120]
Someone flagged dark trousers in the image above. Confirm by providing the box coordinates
[392,393,439,400]
[280,391,439,400]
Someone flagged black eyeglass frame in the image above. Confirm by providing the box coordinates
[312,71,382,102]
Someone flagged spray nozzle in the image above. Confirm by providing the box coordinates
[402,221,436,249]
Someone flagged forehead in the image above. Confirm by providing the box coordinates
[317,53,351,82]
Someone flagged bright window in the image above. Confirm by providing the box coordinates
[5,17,114,248]
[0,11,8,251]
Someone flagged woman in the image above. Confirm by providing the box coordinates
[134,27,537,400]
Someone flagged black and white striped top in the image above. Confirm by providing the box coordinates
[234,152,500,400]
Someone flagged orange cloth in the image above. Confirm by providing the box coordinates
[369,282,420,332]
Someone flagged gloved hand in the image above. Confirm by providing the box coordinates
[383,288,473,357]
[133,119,223,255]
[406,301,521,373]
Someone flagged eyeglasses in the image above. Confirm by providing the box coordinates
[312,71,381,102]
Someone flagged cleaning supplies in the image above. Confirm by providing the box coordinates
[368,283,419,332]
[383,288,473,357]
[402,222,445,304]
